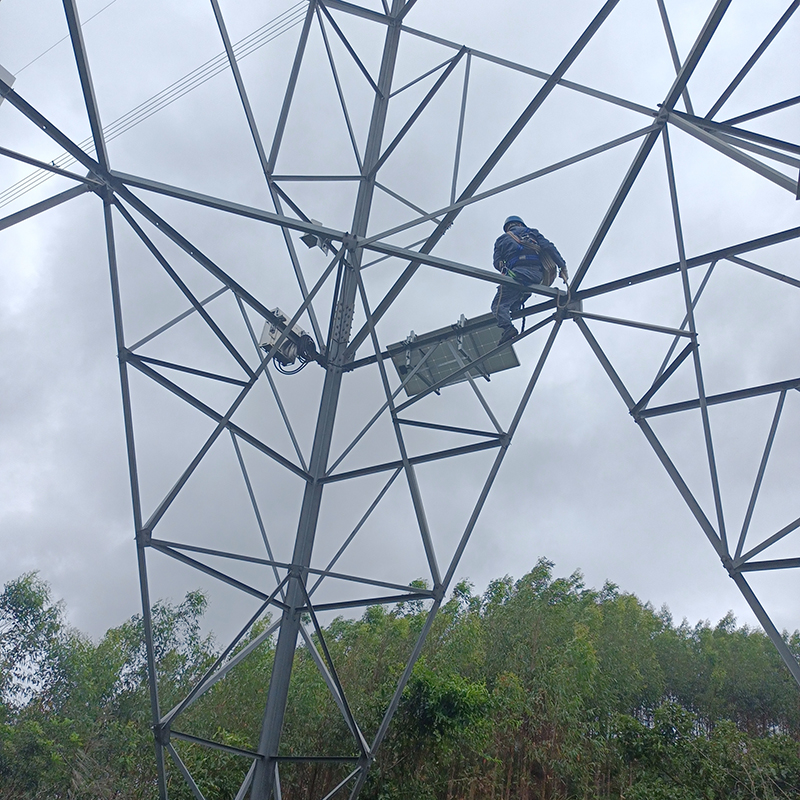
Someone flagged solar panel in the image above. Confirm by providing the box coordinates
[387,315,520,396]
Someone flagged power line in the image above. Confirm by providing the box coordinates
[15,0,123,75]
[0,1,308,209]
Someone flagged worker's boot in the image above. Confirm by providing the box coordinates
[498,327,518,345]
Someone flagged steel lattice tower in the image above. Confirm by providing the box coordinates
[2,0,800,797]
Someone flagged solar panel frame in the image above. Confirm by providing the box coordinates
[388,318,519,396]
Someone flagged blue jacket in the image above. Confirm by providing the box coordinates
[493,226,566,274]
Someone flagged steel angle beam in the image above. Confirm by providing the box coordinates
[0,63,14,107]
[3,1,800,798]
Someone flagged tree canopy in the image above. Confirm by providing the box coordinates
[1,563,799,799]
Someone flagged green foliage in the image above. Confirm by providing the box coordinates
[0,574,215,799]
[396,658,489,750]
[2,563,800,799]
[0,573,64,711]
[615,702,800,799]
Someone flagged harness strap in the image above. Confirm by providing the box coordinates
[506,229,541,252]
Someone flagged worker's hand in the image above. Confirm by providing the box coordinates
[559,265,569,283]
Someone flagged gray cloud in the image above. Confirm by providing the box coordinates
[1,0,798,652]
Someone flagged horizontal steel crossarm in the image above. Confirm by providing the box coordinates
[568,309,695,338]
[322,439,503,484]
[362,239,561,293]
[273,756,360,763]
[727,254,800,290]
[734,515,800,567]
[0,144,102,186]
[126,354,308,480]
[396,418,503,439]
[667,113,798,194]
[171,730,261,759]
[110,170,347,244]
[640,377,800,419]
[300,595,435,615]
[724,94,800,126]
[574,225,800,302]
[323,0,390,23]
[737,559,800,572]
[671,110,800,157]
[148,538,437,598]
[710,129,800,170]
[271,174,361,181]
[110,173,557,298]
[149,540,287,608]
[134,355,250,387]
[400,26,655,119]
[0,184,92,231]
[362,125,658,246]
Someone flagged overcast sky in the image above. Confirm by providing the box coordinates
[1,0,799,650]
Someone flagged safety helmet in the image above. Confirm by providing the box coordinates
[503,215,525,231]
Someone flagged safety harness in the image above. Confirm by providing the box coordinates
[505,229,557,286]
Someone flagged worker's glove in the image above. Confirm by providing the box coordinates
[559,265,569,283]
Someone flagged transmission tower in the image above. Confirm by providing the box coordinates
[1,0,799,798]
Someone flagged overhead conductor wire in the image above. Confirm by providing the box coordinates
[0,1,309,209]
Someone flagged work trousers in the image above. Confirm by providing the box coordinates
[491,264,544,331]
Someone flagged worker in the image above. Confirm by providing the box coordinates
[491,215,568,344]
